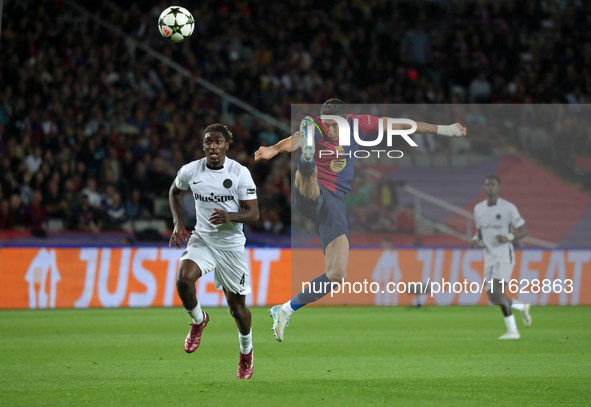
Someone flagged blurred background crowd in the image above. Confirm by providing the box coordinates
[0,0,590,237]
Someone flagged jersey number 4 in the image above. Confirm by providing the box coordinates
[239,274,245,286]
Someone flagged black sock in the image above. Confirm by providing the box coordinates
[297,156,316,177]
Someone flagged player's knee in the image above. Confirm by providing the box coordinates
[486,290,508,306]
[176,264,199,289]
[326,267,347,283]
[175,276,190,293]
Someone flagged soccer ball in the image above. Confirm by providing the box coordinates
[158,6,195,43]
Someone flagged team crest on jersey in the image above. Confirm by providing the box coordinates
[330,146,346,172]
[223,179,233,188]
[330,158,346,172]
[496,214,501,219]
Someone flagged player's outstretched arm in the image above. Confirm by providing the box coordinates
[430,122,467,137]
[209,199,260,225]
[254,132,301,161]
[386,119,467,137]
[168,182,190,249]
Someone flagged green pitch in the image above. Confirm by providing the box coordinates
[1,306,590,406]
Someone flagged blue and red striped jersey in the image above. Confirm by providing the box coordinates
[313,114,379,197]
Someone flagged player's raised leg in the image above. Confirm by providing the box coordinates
[271,234,349,342]
[295,117,321,200]
[225,290,253,379]
[176,259,209,352]
[511,300,532,327]
[300,116,316,162]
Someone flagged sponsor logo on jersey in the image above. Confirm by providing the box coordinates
[481,223,504,230]
[194,192,235,203]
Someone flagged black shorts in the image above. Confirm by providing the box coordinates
[292,184,350,252]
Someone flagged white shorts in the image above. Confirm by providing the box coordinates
[180,234,251,295]
[484,261,514,290]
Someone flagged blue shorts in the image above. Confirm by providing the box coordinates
[292,184,350,252]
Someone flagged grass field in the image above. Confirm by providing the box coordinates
[1,306,590,406]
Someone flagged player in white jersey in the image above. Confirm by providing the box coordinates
[168,124,259,379]
[470,175,531,340]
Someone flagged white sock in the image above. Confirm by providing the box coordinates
[239,329,253,354]
[511,301,525,312]
[282,301,294,316]
[504,314,518,333]
[187,303,204,325]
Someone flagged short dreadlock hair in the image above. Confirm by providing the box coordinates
[203,123,234,144]
[320,98,347,118]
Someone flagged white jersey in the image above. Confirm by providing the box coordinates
[175,157,257,250]
[474,197,525,265]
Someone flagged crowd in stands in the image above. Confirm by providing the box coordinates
[1,0,590,235]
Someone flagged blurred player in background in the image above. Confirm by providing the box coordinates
[470,174,531,339]
[255,98,466,341]
[169,124,259,379]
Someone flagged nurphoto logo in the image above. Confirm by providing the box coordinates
[304,114,417,159]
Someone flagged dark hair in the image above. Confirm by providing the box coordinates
[203,123,233,144]
[484,174,500,184]
[320,98,347,118]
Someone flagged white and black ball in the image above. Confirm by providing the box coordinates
[158,6,195,43]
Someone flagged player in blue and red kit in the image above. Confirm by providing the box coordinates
[254,99,466,341]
